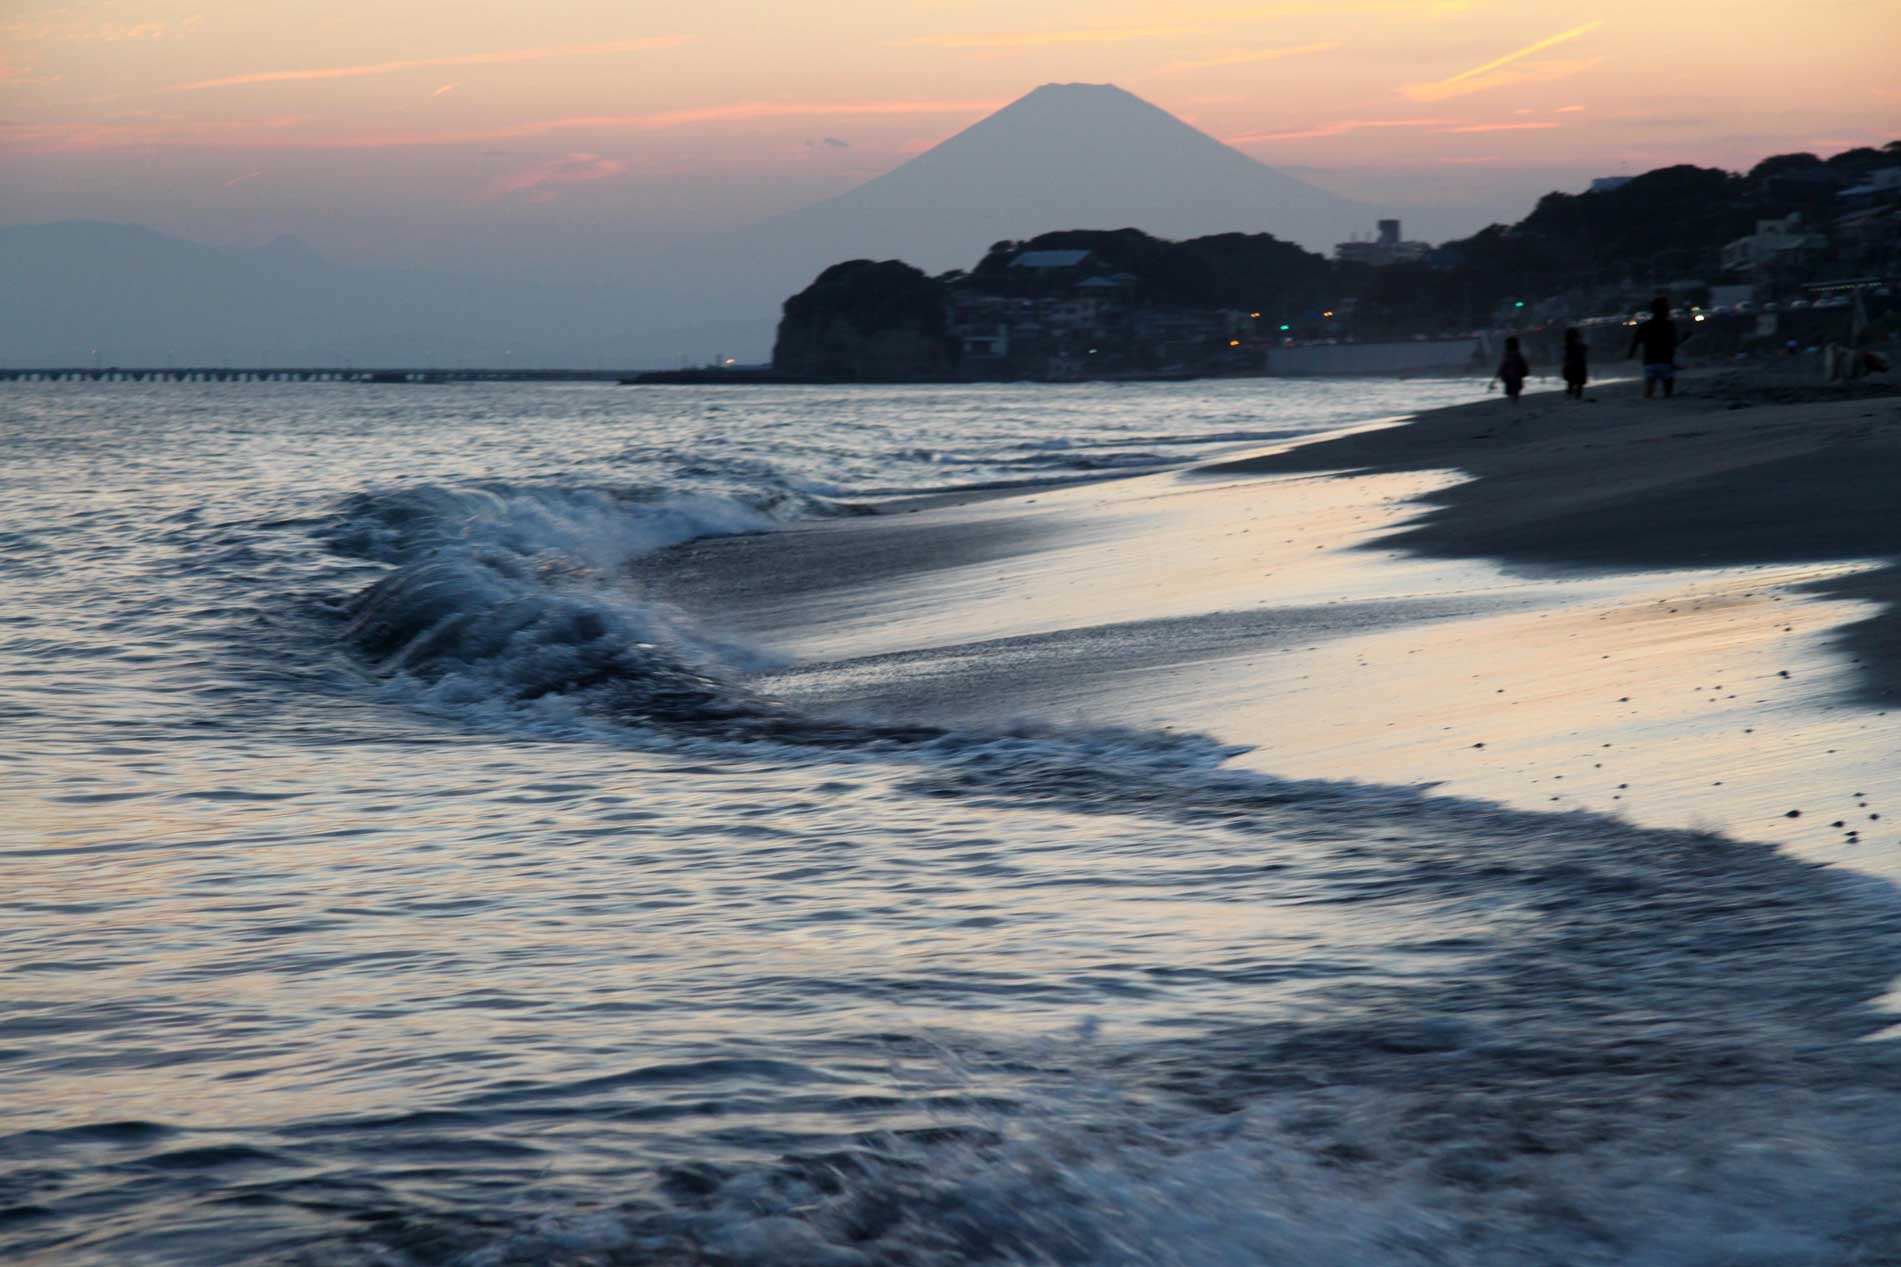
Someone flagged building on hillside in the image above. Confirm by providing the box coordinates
[1832,205,1901,267]
[1838,167,1901,204]
[1334,219,1430,266]
[1009,249,1098,272]
[955,322,1010,361]
[1721,213,1829,275]
[1075,272,1140,294]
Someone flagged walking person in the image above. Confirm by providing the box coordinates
[1562,328,1588,399]
[1628,298,1684,398]
[1491,335,1530,406]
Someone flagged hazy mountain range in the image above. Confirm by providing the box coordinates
[3,84,1422,368]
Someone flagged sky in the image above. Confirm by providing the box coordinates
[3,0,1897,281]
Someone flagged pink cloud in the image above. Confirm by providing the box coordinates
[1437,121,1561,133]
[0,114,306,153]
[480,151,628,201]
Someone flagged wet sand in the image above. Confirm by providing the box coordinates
[1210,372,1901,705]
[644,373,1901,872]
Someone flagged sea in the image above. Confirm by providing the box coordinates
[4,378,1899,1266]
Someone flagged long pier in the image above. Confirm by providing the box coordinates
[0,367,637,383]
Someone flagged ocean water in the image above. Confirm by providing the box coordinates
[4,378,1899,1266]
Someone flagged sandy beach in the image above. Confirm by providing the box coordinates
[646,372,1901,874]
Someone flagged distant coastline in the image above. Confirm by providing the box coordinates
[767,142,1899,384]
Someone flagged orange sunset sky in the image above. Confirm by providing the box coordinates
[3,0,1896,279]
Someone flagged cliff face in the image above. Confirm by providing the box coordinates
[772,260,955,381]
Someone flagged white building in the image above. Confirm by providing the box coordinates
[1334,219,1430,266]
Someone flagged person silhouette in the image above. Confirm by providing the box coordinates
[1493,335,1529,405]
[1562,328,1588,399]
[1628,298,1681,398]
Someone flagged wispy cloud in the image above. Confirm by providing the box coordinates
[167,36,687,92]
[481,151,627,201]
[1227,117,1451,143]
[1159,42,1342,73]
[1208,1,1473,18]
[222,169,263,187]
[0,114,307,153]
[1403,21,1603,101]
[1,19,168,43]
[627,98,1000,131]
[432,82,459,98]
[2,98,1003,154]
[1437,121,1561,132]
[891,25,1202,49]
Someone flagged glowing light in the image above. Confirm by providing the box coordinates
[1250,311,1261,318]
[1280,324,1291,331]
[1322,310,1334,317]
[1228,339,1241,346]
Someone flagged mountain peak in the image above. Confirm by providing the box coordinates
[1021,81,1130,98]
[745,82,1367,265]
[999,82,1158,118]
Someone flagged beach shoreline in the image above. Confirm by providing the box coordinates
[644,370,1901,870]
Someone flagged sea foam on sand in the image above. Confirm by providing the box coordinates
[643,377,1901,877]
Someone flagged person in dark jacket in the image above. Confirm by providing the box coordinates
[1493,335,1529,405]
[1628,298,1681,398]
[1562,328,1588,399]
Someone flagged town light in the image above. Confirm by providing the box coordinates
[1514,300,1526,308]
[1279,324,1291,331]
[1250,311,1261,318]
[1229,339,1241,347]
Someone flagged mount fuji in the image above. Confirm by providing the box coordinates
[634,82,1375,358]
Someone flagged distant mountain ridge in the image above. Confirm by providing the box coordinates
[0,220,650,367]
